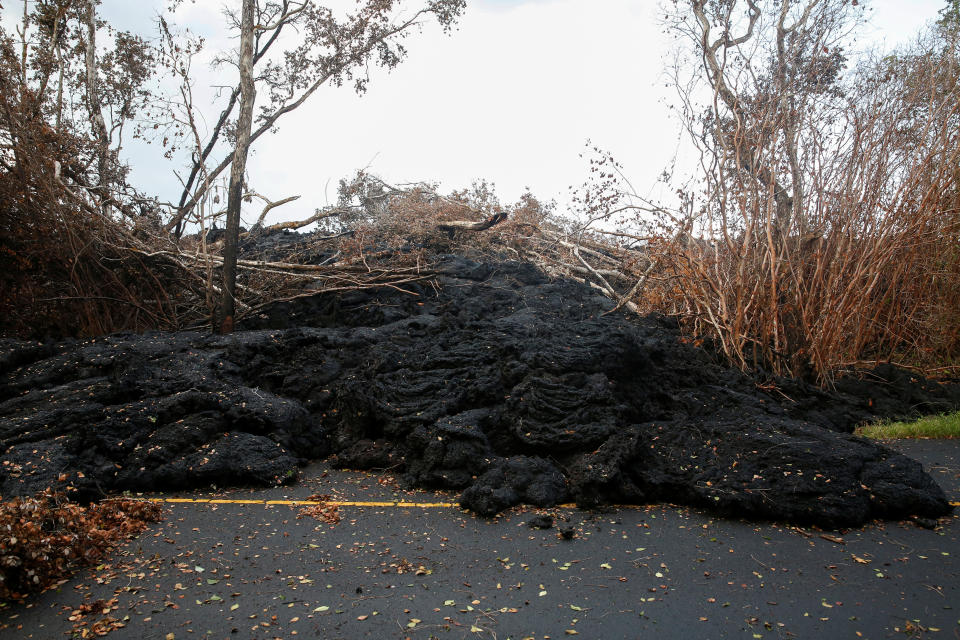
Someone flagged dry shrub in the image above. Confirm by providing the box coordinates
[635,129,960,382]
[647,194,960,381]
[649,186,957,381]
[0,39,194,339]
[0,186,191,338]
[0,491,164,601]
[602,11,960,383]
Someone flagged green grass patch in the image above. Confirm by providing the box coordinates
[856,411,960,439]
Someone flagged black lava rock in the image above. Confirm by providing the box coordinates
[460,456,569,516]
[527,514,555,529]
[1,252,958,527]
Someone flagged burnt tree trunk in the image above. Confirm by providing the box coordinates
[218,0,257,334]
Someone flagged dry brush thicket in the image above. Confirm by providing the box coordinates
[576,2,960,383]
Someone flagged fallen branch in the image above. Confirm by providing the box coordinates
[438,211,509,233]
[257,206,345,233]
[605,216,693,315]
[253,193,302,227]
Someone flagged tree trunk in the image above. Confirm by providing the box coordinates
[20,0,29,84]
[83,0,110,202]
[217,0,257,334]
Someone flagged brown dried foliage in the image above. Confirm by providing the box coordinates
[0,491,163,601]
[297,494,340,525]
[0,37,195,338]
[331,178,556,268]
[598,4,960,382]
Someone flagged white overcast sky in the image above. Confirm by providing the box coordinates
[4,0,950,225]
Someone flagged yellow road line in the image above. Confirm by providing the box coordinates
[147,497,458,508]
[149,497,960,511]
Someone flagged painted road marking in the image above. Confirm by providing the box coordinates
[147,498,960,516]
[148,497,960,509]
[147,497,459,508]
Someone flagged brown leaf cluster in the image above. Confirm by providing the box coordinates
[297,494,341,525]
[0,491,164,601]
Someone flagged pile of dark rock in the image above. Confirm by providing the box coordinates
[2,246,958,528]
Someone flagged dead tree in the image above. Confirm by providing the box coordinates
[218,0,257,334]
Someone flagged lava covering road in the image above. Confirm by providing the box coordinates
[2,254,959,527]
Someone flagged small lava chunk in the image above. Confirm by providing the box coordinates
[527,514,555,529]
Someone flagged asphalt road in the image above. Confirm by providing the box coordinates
[3,440,959,640]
